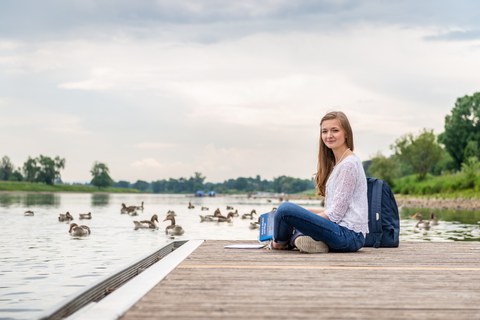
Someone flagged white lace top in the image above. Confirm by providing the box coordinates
[324,154,369,236]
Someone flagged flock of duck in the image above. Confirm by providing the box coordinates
[23,200,268,238]
[192,202,270,229]
[23,204,442,238]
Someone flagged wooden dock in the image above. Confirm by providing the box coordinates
[115,240,480,319]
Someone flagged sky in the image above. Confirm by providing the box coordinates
[1,1,480,183]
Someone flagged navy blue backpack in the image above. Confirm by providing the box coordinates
[364,177,400,248]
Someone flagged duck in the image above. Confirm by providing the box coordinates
[411,212,430,230]
[163,214,184,235]
[226,205,234,210]
[69,223,91,237]
[410,212,424,220]
[133,214,159,230]
[250,216,261,229]
[24,210,34,216]
[121,203,137,215]
[59,212,74,222]
[429,212,439,226]
[241,209,257,220]
[188,202,195,209]
[228,209,239,217]
[135,201,144,211]
[201,206,209,211]
[79,212,92,220]
[415,218,431,230]
[217,212,235,223]
[199,214,217,222]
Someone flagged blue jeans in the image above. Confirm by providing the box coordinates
[273,202,365,252]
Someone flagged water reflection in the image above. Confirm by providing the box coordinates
[25,193,59,206]
[91,193,110,207]
[0,192,60,207]
[0,193,21,207]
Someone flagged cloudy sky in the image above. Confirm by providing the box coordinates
[1,1,479,183]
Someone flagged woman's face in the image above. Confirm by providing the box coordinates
[321,119,346,150]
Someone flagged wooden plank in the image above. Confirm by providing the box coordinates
[120,241,480,320]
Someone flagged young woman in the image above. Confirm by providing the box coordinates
[272,111,368,253]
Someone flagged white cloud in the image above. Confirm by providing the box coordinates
[131,158,162,168]
[135,142,175,150]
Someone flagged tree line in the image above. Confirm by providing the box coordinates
[2,91,479,195]
[112,172,313,194]
[0,156,313,194]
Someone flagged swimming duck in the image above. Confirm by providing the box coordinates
[226,205,234,210]
[188,202,195,209]
[250,216,261,229]
[199,214,217,222]
[69,223,91,237]
[415,219,431,230]
[410,212,424,220]
[163,214,184,235]
[135,201,144,211]
[24,210,34,216]
[133,214,159,230]
[241,209,257,220]
[201,206,209,211]
[228,209,239,217]
[121,203,137,215]
[411,212,438,230]
[79,212,92,220]
[429,212,439,226]
[59,212,74,222]
[217,212,235,223]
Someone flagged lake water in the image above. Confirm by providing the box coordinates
[1,192,479,320]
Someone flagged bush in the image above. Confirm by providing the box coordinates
[392,172,472,195]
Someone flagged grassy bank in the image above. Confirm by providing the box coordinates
[0,181,137,193]
[392,173,480,199]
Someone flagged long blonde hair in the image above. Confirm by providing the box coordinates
[315,111,354,196]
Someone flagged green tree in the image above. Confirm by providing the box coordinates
[0,156,14,181]
[90,162,113,188]
[23,157,39,182]
[272,175,313,193]
[461,156,480,189]
[439,92,480,171]
[132,180,150,191]
[22,155,65,184]
[10,169,23,181]
[367,153,399,186]
[115,180,131,189]
[189,172,206,191]
[431,149,455,175]
[393,129,443,180]
[36,155,65,185]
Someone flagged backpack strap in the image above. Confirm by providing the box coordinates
[370,179,384,248]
